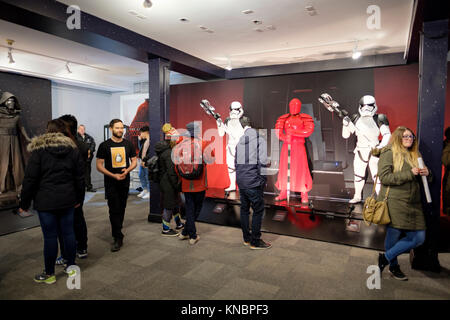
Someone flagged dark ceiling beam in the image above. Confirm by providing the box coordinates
[227,53,407,79]
[405,0,450,63]
[0,0,225,80]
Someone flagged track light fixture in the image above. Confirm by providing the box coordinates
[8,48,15,64]
[143,0,152,8]
[66,62,72,74]
[6,39,15,64]
[352,41,361,60]
[225,58,232,71]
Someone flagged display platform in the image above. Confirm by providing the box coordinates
[199,188,386,250]
[0,208,39,236]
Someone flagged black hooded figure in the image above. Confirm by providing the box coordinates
[0,91,31,196]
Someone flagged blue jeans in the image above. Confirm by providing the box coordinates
[139,165,149,190]
[239,186,265,246]
[182,191,205,239]
[38,208,76,275]
[385,226,426,266]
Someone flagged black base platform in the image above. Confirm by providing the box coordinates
[0,208,40,236]
[198,189,387,250]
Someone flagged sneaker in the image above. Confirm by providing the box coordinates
[389,265,408,281]
[189,236,200,245]
[137,190,147,198]
[378,253,389,273]
[175,223,185,230]
[34,272,56,284]
[111,238,123,252]
[76,250,88,259]
[178,233,189,240]
[250,239,272,250]
[64,265,78,277]
[55,256,67,266]
[142,192,150,199]
[243,241,250,246]
[162,229,179,237]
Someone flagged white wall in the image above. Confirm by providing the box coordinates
[52,82,113,189]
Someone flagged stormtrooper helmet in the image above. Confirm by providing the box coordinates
[358,95,377,117]
[229,101,243,119]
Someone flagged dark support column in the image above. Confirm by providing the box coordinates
[413,19,448,272]
[147,57,171,223]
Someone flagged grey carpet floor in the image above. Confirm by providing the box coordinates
[1,192,449,300]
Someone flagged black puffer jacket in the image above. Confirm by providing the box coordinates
[20,133,85,211]
[155,140,180,210]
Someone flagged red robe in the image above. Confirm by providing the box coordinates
[275,113,314,193]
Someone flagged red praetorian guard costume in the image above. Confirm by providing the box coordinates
[275,98,314,203]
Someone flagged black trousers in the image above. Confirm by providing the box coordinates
[74,204,88,251]
[85,159,93,190]
[105,181,129,240]
[58,203,87,256]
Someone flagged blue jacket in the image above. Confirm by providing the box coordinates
[235,127,270,189]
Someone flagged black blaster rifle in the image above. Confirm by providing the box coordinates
[318,93,349,119]
[200,99,222,121]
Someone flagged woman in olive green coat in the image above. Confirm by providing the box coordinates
[374,126,430,281]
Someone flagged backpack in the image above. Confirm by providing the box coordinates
[175,138,204,180]
[145,155,161,183]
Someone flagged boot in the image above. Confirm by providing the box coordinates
[275,190,287,201]
[349,180,365,203]
[225,171,236,192]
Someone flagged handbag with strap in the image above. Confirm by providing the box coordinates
[362,175,391,226]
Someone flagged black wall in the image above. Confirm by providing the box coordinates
[0,71,52,137]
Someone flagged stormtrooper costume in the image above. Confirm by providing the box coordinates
[343,95,391,203]
[217,101,244,192]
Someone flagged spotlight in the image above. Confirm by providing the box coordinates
[7,48,15,64]
[352,41,361,60]
[66,62,72,74]
[143,0,152,8]
[225,58,232,71]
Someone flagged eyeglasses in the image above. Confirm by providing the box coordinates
[402,135,414,140]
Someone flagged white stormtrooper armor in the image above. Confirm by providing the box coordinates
[217,101,244,192]
[342,95,391,203]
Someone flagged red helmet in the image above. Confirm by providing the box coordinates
[289,98,301,114]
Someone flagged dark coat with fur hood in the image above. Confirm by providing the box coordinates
[20,132,85,211]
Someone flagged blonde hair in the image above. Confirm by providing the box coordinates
[389,126,419,172]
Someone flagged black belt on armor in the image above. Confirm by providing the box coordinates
[0,127,18,135]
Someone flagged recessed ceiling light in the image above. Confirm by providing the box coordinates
[128,10,138,16]
[242,9,254,14]
[179,18,189,22]
[199,25,214,33]
[136,14,147,20]
[253,28,264,32]
[305,5,318,16]
[143,0,152,8]
[252,19,262,25]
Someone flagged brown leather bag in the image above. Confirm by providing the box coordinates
[362,176,391,226]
